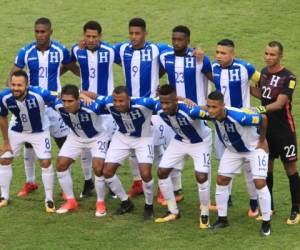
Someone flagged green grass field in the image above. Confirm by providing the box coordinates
[0,0,300,249]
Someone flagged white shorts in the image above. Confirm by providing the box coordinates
[105,131,154,165]
[7,130,51,159]
[59,132,109,160]
[214,130,225,160]
[218,148,268,179]
[101,114,118,141]
[46,107,69,138]
[159,134,212,173]
[151,115,166,146]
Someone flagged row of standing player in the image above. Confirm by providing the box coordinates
[2,17,299,232]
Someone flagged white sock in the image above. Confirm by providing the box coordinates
[216,184,229,217]
[105,175,128,201]
[228,178,233,195]
[24,147,36,183]
[159,177,178,214]
[198,180,210,216]
[256,186,271,221]
[142,179,154,205]
[95,176,106,202]
[57,169,74,199]
[171,170,182,191]
[244,166,258,200]
[80,150,92,180]
[41,165,54,201]
[0,164,12,200]
[129,156,142,181]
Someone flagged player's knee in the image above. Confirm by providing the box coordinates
[56,157,71,172]
[93,162,104,177]
[217,175,231,185]
[103,163,116,178]
[0,158,13,165]
[254,179,266,189]
[40,159,51,168]
[196,172,207,184]
[157,168,169,179]
[284,161,297,176]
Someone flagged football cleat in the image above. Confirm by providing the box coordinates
[108,188,117,199]
[116,199,134,215]
[155,211,180,223]
[17,182,38,197]
[45,200,55,213]
[80,179,94,198]
[211,218,229,229]
[256,210,274,221]
[260,221,271,236]
[127,180,143,198]
[199,215,210,229]
[286,211,300,225]
[248,208,259,218]
[56,198,78,214]
[95,201,107,217]
[143,204,154,220]
[0,197,8,208]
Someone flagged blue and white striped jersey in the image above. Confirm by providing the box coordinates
[15,40,71,92]
[52,99,108,139]
[94,96,156,137]
[154,102,211,143]
[115,42,170,97]
[71,41,115,95]
[213,107,262,152]
[212,59,256,108]
[0,86,56,133]
[160,48,212,105]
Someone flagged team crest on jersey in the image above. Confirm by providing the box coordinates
[251,116,260,124]
[49,52,59,63]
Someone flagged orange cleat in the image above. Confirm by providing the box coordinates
[56,198,78,214]
[127,180,143,198]
[17,182,38,197]
[95,201,107,217]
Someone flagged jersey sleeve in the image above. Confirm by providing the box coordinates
[281,74,296,98]
[90,96,110,114]
[157,43,172,54]
[201,55,212,74]
[142,97,159,110]
[239,112,262,126]
[62,46,71,65]
[70,44,78,62]
[36,87,58,105]
[189,105,209,120]
[15,47,26,68]
[245,62,256,80]
[114,43,122,64]
[0,92,8,117]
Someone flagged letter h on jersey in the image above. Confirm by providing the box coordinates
[141,49,152,61]
[49,52,59,63]
[99,52,108,63]
[229,69,240,81]
[26,99,38,109]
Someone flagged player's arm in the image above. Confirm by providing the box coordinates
[256,114,268,152]
[60,62,80,77]
[80,91,98,100]
[250,85,261,99]
[249,71,262,99]
[177,96,197,108]
[0,116,11,153]
[255,94,289,114]
[7,48,26,86]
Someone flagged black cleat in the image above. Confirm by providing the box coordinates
[80,179,94,198]
[116,199,134,215]
[211,218,229,229]
[144,204,154,220]
[260,220,271,236]
[108,188,117,199]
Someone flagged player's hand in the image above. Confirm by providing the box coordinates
[80,93,94,105]
[178,97,197,108]
[193,47,204,63]
[79,39,87,49]
[254,105,267,114]
[256,139,269,153]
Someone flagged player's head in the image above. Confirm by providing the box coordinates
[158,84,178,115]
[113,86,130,113]
[215,39,235,68]
[264,41,283,68]
[206,91,225,120]
[61,84,80,113]
[128,18,147,49]
[83,21,102,50]
[11,70,29,99]
[172,25,190,54]
[34,17,52,47]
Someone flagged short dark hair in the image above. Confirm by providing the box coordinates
[35,17,51,28]
[158,84,176,96]
[61,84,79,99]
[207,91,224,102]
[83,21,102,34]
[12,70,28,83]
[172,25,190,38]
[217,39,235,48]
[129,18,146,31]
[268,41,283,55]
[113,85,128,95]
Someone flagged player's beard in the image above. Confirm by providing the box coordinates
[13,90,27,100]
